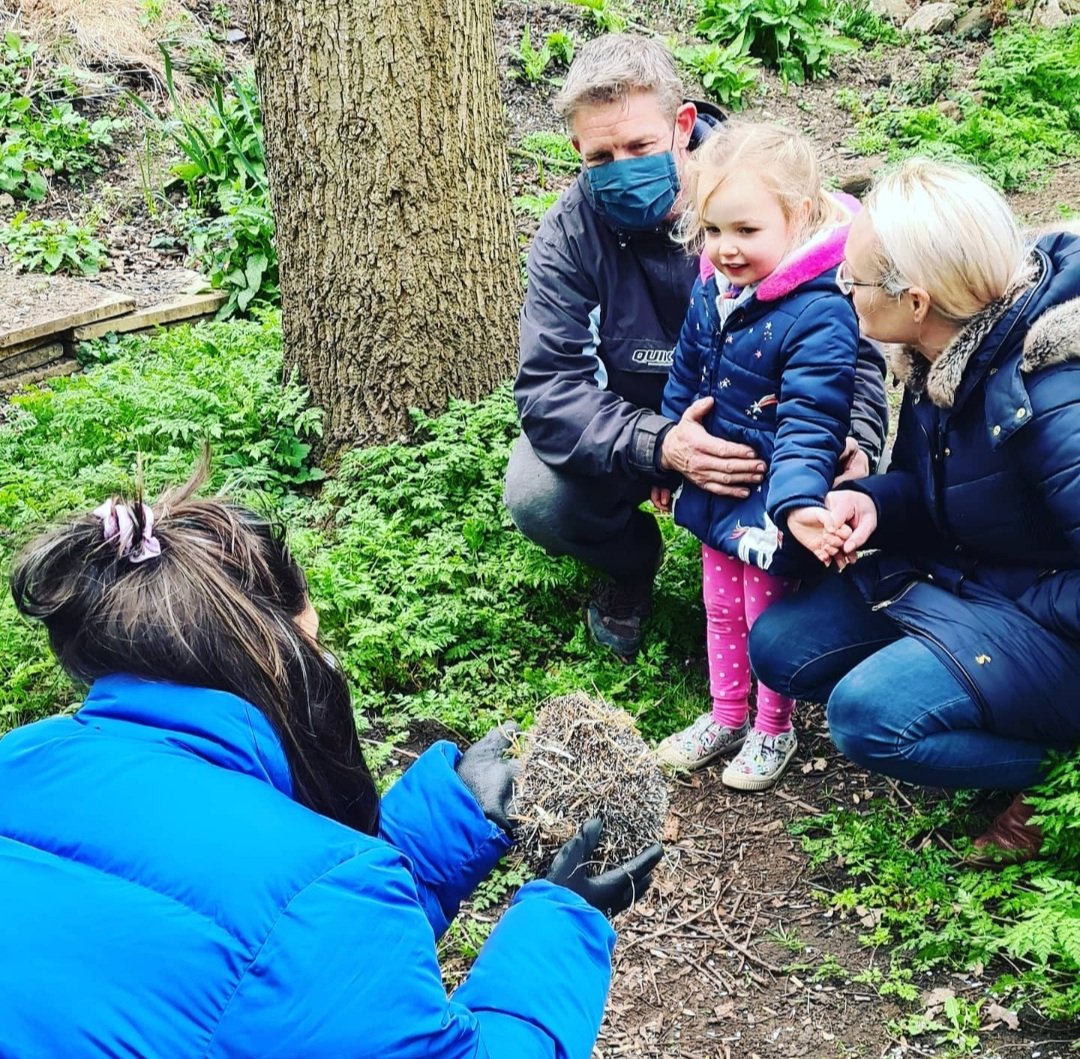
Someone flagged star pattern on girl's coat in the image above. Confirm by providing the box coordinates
[746,393,778,419]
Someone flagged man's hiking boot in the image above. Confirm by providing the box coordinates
[587,575,654,661]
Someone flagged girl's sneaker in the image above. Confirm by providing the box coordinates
[655,713,749,772]
[721,727,798,791]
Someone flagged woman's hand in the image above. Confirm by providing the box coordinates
[786,505,851,565]
[823,490,879,569]
[546,817,663,918]
[455,723,521,836]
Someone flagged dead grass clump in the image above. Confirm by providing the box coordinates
[3,0,214,95]
[513,692,669,875]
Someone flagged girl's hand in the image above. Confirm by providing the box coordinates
[651,486,672,513]
[786,505,851,565]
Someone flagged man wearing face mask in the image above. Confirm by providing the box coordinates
[505,34,889,661]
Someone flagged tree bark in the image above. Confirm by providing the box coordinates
[252,0,521,453]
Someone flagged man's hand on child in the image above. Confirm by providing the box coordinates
[660,397,766,499]
[833,437,871,486]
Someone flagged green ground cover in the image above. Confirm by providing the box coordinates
[2,320,1077,1040]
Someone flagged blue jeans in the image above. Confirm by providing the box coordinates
[748,575,1051,789]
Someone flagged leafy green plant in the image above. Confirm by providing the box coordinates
[139,0,167,25]
[566,0,628,33]
[185,185,278,316]
[546,30,575,67]
[513,131,580,189]
[0,213,108,276]
[829,0,900,44]
[511,26,553,83]
[511,28,574,82]
[847,23,1080,189]
[676,42,760,109]
[517,131,579,166]
[696,0,858,84]
[135,49,277,315]
[890,995,984,1053]
[833,86,862,115]
[513,191,560,222]
[0,31,125,201]
[144,48,266,210]
[792,772,1080,1034]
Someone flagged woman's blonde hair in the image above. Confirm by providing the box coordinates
[864,157,1030,322]
[678,121,847,252]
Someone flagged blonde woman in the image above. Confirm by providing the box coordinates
[749,157,1080,863]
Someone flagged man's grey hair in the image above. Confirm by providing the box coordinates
[554,34,684,130]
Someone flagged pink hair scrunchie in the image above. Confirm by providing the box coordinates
[92,499,162,564]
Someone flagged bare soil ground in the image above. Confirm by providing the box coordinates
[5,1,1080,1054]
[422,700,1080,1059]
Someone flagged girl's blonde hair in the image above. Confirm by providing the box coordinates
[678,121,847,252]
[864,157,1030,322]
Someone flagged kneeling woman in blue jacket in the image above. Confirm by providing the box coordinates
[0,467,661,1058]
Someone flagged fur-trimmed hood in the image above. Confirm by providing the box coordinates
[889,246,1080,409]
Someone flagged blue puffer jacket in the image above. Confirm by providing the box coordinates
[663,229,859,577]
[847,231,1080,731]
[0,675,615,1058]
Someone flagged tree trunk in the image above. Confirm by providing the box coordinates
[251,0,521,453]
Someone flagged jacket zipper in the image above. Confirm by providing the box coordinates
[869,578,923,612]
[870,578,989,713]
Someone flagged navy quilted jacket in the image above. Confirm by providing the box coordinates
[663,229,859,577]
[848,231,1080,726]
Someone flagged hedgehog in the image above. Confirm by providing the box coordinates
[512,692,669,874]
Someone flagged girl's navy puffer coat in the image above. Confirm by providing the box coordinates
[848,231,1080,733]
[663,228,859,577]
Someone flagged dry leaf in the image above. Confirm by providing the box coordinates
[921,986,956,1012]
[986,1002,1020,1030]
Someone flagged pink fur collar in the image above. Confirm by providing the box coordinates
[698,192,857,302]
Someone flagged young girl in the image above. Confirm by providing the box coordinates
[654,121,859,790]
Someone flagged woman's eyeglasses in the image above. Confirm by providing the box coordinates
[836,260,887,297]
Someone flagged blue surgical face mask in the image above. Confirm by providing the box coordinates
[586,150,680,231]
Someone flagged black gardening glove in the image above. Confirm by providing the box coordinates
[547,817,664,918]
[455,722,521,836]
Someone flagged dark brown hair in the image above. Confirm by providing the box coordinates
[9,459,380,835]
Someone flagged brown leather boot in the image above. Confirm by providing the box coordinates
[967,793,1042,868]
